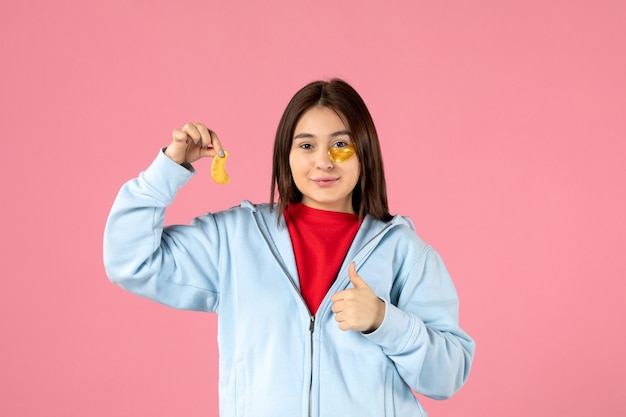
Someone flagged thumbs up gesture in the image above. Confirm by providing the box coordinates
[330,262,385,333]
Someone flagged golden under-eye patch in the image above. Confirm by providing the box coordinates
[211,151,230,184]
[328,143,356,163]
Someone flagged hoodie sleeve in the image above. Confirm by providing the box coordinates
[103,149,222,312]
[363,241,475,400]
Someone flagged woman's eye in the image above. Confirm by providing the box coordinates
[328,142,356,163]
[299,143,313,150]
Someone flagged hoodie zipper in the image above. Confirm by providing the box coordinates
[278,276,315,417]
[309,315,315,417]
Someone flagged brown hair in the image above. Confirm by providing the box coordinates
[270,79,392,222]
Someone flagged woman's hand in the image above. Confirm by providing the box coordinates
[331,263,385,333]
[165,122,224,165]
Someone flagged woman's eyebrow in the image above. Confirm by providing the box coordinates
[330,130,351,137]
[293,130,351,140]
[293,132,314,140]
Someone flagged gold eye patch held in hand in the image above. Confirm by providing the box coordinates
[211,151,230,184]
[328,143,356,163]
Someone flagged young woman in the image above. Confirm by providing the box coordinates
[103,79,475,416]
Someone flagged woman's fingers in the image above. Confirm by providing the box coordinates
[172,129,189,144]
[195,123,214,149]
[208,129,224,157]
[165,129,192,164]
[165,123,226,165]
[181,122,202,145]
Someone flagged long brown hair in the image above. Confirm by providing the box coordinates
[270,79,392,222]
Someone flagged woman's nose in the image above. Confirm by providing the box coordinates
[314,148,334,170]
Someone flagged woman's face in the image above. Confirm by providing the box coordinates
[289,106,360,213]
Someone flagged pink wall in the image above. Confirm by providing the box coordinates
[1,0,625,415]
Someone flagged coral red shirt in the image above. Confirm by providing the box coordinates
[284,203,361,315]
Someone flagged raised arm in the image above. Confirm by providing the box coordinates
[103,124,227,312]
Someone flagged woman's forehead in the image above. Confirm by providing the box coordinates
[293,106,350,136]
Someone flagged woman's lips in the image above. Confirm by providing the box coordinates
[312,177,339,187]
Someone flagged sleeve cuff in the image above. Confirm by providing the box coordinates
[363,300,424,354]
[136,149,196,204]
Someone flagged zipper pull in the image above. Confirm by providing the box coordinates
[309,316,315,333]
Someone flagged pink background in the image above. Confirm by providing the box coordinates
[1,0,625,415]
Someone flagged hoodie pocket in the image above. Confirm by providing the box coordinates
[383,363,396,417]
[384,363,427,417]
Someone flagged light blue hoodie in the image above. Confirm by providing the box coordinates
[103,150,475,417]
